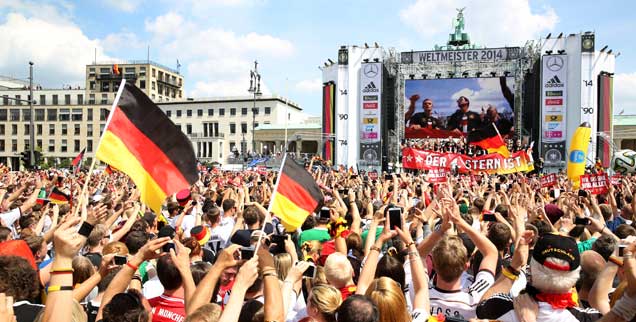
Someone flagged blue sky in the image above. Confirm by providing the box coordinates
[1,0,635,116]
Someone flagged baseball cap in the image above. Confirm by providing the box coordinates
[532,233,580,271]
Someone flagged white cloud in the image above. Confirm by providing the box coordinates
[102,32,143,51]
[102,0,144,12]
[145,12,293,97]
[400,0,558,47]
[0,13,111,86]
[615,72,636,115]
[0,0,74,24]
[295,78,322,93]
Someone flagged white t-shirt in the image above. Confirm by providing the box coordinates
[180,209,197,238]
[476,293,602,322]
[210,217,235,248]
[428,270,495,320]
[0,208,21,238]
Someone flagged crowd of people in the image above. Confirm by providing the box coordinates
[1,161,636,322]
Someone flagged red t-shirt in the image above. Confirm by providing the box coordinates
[148,294,186,322]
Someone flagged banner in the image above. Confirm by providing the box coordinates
[540,173,557,188]
[322,82,336,164]
[427,169,448,183]
[580,173,609,195]
[541,54,567,144]
[597,73,614,168]
[359,62,382,170]
[404,127,463,139]
[401,148,532,174]
[611,174,621,187]
[400,47,521,64]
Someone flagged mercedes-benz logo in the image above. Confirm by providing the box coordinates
[546,56,564,72]
[363,64,379,78]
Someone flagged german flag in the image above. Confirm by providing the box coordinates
[96,81,197,214]
[467,123,511,157]
[104,164,117,175]
[271,157,323,231]
[49,187,70,204]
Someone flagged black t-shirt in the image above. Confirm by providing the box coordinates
[409,112,442,129]
[14,301,43,322]
[85,301,99,322]
[230,223,274,247]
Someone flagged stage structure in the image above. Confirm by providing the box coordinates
[321,9,616,173]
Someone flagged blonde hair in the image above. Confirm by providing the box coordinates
[311,265,328,287]
[185,303,222,322]
[103,241,129,256]
[309,285,343,322]
[324,252,353,288]
[365,277,411,322]
[431,235,467,283]
[274,253,293,281]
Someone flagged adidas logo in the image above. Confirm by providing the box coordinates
[362,82,379,93]
[545,75,564,88]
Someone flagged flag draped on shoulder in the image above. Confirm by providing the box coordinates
[271,157,323,231]
[467,123,510,157]
[95,81,198,214]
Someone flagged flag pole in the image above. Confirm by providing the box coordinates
[70,78,127,217]
[254,153,288,251]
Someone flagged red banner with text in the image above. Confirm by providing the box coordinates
[401,148,533,174]
[541,173,557,188]
[580,173,609,195]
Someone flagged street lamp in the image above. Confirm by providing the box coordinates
[248,60,262,158]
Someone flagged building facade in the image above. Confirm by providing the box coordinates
[86,61,184,104]
[157,96,306,164]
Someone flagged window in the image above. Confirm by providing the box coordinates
[241,123,247,134]
[100,108,108,121]
[242,108,248,115]
[61,140,67,152]
[140,80,146,89]
[152,68,156,77]
[24,140,29,151]
[87,109,93,121]
[100,124,105,134]
[89,94,95,104]
[230,123,236,134]
[61,124,67,135]
[72,109,83,121]
[74,140,80,152]
[87,140,93,152]
[101,94,108,104]
[219,141,223,159]
[0,109,5,121]
[0,125,4,135]
[2,95,8,105]
[152,81,156,90]
[22,109,30,121]
[89,81,96,91]
[65,95,71,105]
[176,110,182,117]
[139,67,146,77]
[59,109,70,121]
[36,140,41,150]
[15,95,21,105]
[10,109,19,121]
[219,108,225,116]
[47,109,57,121]
[11,124,16,135]
[197,109,203,117]
[52,95,58,105]
[39,95,46,105]
[101,82,110,92]
[187,110,192,117]
[48,140,54,152]
[99,67,109,74]
[36,124,42,135]
[230,108,236,116]
[0,140,4,151]
[49,124,55,135]
[77,94,83,105]
[35,109,44,121]
[264,107,271,114]
[253,108,259,115]
[11,139,17,152]
[186,124,192,134]
[254,122,259,129]
[24,124,29,135]
[74,124,80,135]
[208,109,214,116]
[87,124,93,136]
[166,110,172,117]
[89,68,95,77]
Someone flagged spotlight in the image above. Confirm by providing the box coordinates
[557,50,565,54]
[327,59,334,65]
[363,58,370,63]
[462,72,469,78]
[374,42,379,48]
[503,71,511,77]
[421,74,428,79]
[557,32,563,38]
[475,71,482,77]
[545,50,553,55]
[373,58,379,62]
[435,73,441,79]
[409,74,415,80]
[324,62,329,67]
[600,45,608,52]
[490,72,497,77]
[616,52,621,58]
[364,43,369,48]
[546,33,552,39]
[448,72,455,78]
[607,49,613,55]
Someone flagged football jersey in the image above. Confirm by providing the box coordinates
[428,270,495,320]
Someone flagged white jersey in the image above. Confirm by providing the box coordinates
[477,293,602,322]
[428,270,495,320]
